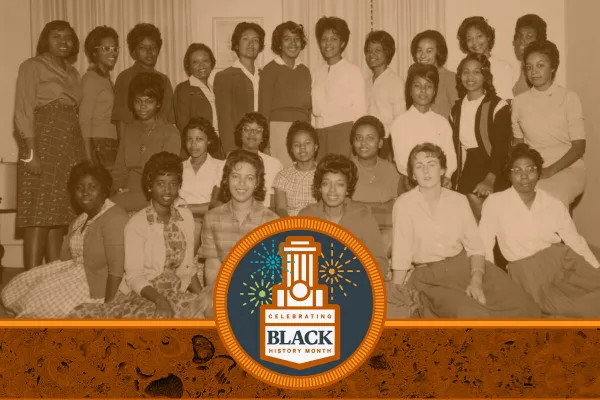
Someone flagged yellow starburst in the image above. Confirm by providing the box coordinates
[319,243,360,300]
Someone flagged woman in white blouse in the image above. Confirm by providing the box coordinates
[390,142,540,318]
[480,144,600,318]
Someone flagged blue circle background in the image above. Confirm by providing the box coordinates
[226,229,374,376]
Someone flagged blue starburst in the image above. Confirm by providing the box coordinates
[249,239,292,285]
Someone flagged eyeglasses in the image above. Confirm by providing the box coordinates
[242,126,264,135]
[95,46,120,53]
[510,166,538,175]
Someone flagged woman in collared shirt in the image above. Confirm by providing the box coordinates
[391,143,540,318]
[480,144,600,317]
[80,26,120,169]
[512,14,547,97]
[14,20,85,271]
[173,43,224,159]
[259,21,311,167]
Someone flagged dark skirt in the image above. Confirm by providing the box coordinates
[90,137,119,170]
[457,147,510,194]
[407,251,541,318]
[16,101,85,228]
[507,244,600,318]
[316,121,353,161]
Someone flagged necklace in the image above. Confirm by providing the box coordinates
[140,120,157,154]
[356,159,378,184]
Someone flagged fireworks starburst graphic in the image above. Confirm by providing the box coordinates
[319,242,361,300]
[249,239,292,285]
[240,271,273,314]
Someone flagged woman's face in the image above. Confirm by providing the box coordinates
[525,51,554,91]
[365,41,388,71]
[353,124,382,160]
[133,95,160,121]
[460,59,484,94]
[150,173,180,208]
[290,131,317,163]
[189,49,213,82]
[411,151,445,189]
[510,157,539,194]
[320,172,348,208]
[280,29,302,60]
[241,122,264,152]
[465,26,490,55]
[74,174,106,215]
[416,38,438,66]
[237,29,261,61]
[319,29,344,62]
[134,37,159,67]
[410,76,436,108]
[185,128,209,159]
[94,36,119,70]
[515,26,538,60]
[47,29,75,59]
[228,161,258,203]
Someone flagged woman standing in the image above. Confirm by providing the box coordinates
[80,26,120,169]
[259,21,311,167]
[411,30,458,120]
[14,20,85,270]
[173,43,223,159]
[512,14,547,97]
[312,16,365,160]
[214,22,266,156]
[512,40,586,207]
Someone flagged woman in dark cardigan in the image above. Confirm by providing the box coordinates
[450,53,512,221]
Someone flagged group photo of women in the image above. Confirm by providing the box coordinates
[2,10,600,320]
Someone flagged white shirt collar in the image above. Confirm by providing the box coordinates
[188,75,211,90]
[233,58,260,78]
[274,55,304,69]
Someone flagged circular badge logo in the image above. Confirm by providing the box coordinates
[214,217,386,389]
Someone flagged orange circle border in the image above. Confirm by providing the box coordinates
[213,216,387,390]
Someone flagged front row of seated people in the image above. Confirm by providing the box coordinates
[2,133,600,319]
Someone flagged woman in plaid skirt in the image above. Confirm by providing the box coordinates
[1,162,129,318]
[14,20,86,271]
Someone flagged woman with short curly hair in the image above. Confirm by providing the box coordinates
[258,21,311,167]
[512,14,547,96]
[80,25,120,168]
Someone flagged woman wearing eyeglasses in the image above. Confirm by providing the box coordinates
[80,26,120,169]
[480,144,600,317]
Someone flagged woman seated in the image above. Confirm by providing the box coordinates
[199,150,279,287]
[1,162,129,318]
[273,121,319,217]
[111,72,181,214]
[298,154,388,275]
[480,144,600,318]
[70,152,211,318]
[390,143,541,318]
[209,112,283,209]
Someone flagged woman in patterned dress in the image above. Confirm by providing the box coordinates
[14,20,85,271]
[1,162,129,318]
[70,152,212,318]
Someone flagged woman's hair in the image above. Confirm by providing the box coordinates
[504,143,544,180]
[312,154,358,201]
[523,40,560,79]
[218,149,266,203]
[83,26,119,63]
[456,53,496,99]
[183,43,216,75]
[364,30,396,66]
[231,22,266,56]
[68,160,113,199]
[142,151,183,196]
[271,21,307,55]
[127,72,165,114]
[127,23,163,55]
[410,30,448,67]
[406,143,448,187]
[36,20,80,58]
[457,16,496,54]
[405,63,439,109]
[315,16,350,52]
[234,112,270,151]
[350,115,386,144]
[286,120,319,160]
[182,117,219,155]
[514,14,547,42]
